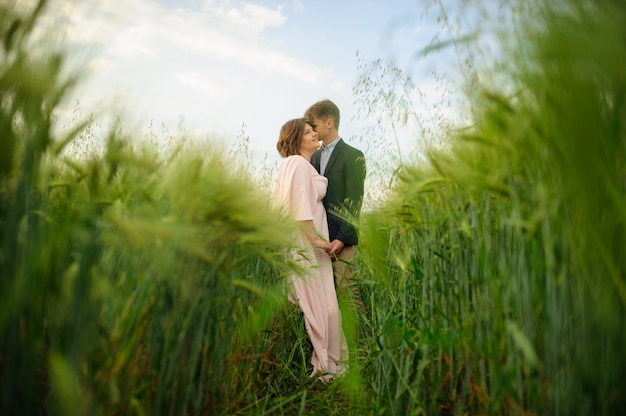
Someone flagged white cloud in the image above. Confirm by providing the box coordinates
[86,57,112,72]
[292,0,305,13]
[198,0,286,33]
[208,1,286,33]
[37,0,354,157]
[172,71,242,97]
[109,24,160,59]
[53,0,331,85]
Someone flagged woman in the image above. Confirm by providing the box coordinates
[273,118,348,382]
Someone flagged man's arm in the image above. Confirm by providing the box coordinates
[334,149,366,245]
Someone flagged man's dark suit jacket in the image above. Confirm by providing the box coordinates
[311,139,366,246]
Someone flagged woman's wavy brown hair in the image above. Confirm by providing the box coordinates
[276,118,306,157]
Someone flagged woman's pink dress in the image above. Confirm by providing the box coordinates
[274,155,348,380]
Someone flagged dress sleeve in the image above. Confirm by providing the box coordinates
[274,157,314,221]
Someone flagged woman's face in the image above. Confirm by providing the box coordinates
[298,123,320,154]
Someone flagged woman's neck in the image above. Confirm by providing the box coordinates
[299,150,313,161]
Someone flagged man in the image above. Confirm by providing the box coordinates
[305,99,366,316]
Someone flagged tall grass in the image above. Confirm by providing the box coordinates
[357,0,626,414]
[0,1,308,414]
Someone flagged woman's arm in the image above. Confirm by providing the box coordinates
[297,220,331,252]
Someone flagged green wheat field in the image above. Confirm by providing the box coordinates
[1,0,625,414]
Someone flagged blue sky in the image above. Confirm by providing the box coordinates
[31,0,499,171]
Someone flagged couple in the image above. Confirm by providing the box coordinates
[273,99,366,382]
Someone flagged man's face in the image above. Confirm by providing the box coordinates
[312,117,331,143]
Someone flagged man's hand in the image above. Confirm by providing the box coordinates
[328,239,345,256]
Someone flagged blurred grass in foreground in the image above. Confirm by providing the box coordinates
[0,1,317,414]
[357,0,626,414]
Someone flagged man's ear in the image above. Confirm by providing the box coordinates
[327,118,334,129]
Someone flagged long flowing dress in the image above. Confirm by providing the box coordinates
[273,155,348,380]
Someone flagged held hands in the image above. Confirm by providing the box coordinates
[327,239,344,256]
[296,220,343,257]
[313,238,344,257]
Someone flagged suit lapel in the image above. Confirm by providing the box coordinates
[324,139,344,176]
[311,149,322,172]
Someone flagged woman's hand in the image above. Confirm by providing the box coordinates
[297,220,331,255]
[313,238,332,253]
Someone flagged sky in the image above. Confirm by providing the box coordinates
[26,0,501,173]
